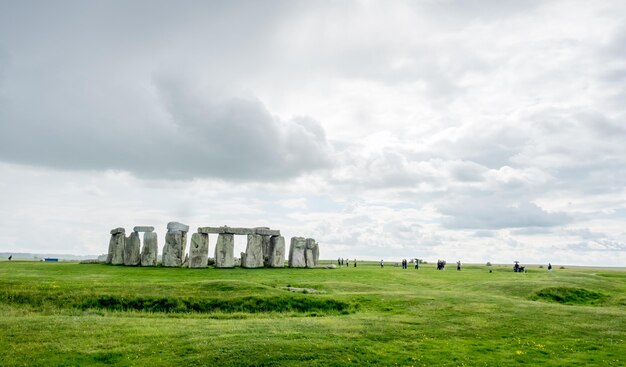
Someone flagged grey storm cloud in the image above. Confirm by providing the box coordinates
[0,72,331,179]
[440,200,570,230]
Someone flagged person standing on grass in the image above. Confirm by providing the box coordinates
[354,259,357,267]
[338,257,341,266]
[346,258,349,267]
[457,261,461,271]
[380,259,384,268]
[548,263,552,272]
[415,259,419,270]
[8,255,12,261]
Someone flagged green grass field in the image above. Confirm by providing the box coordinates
[1,261,624,366]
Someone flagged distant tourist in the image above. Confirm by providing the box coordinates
[380,259,384,268]
[457,261,461,271]
[514,262,519,272]
[338,257,341,266]
[346,259,349,267]
[415,259,419,270]
[8,255,12,261]
[354,259,357,267]
[548,263,552,272]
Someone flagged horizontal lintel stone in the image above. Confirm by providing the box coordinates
[167,221,189,232]
[133,226,155,232]
[198,226,279,236]
[110,227,125,235]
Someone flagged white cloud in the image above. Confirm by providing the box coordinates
[0,1,625,266]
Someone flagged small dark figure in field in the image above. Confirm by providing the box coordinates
[354,259,357,267]
[457,261,461,271]
[415,259,419,270]
[338,257,341,266]
[8,255,12,261]
[437,259,446,270]
[402,259,408,269]
[548,263,552,272]
[346,259,349,267]
[513,261,526,273]
[380,259,384,268]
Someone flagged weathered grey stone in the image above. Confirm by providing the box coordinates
[261,235,272,267]
[110,227,125,235]
[182,253,189,267]
[140,231,158,266]
[124,231,141,266]
[233,257,241,267]
[108,232,125,265]
[226,227,256,235]
[133,226,154,233]
[305,238,318,268]
[207,257,215,266]
[240,252,247,267]
[189,233,209,268]
[288,237,307,268]
[199,226,255,235]
[167,221,190,232]
[269,235,285,268]
[214,233,235,268]
[255,228,280,236]
[198,226,227,234]
[162,230,188,267]
[198,226,280,236]
[242,234,264,268]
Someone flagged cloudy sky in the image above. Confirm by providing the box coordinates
[1,0,625,265]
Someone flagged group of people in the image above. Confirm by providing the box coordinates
[436,259,446,270]
[337,258,357,267]
[399,258,418,269]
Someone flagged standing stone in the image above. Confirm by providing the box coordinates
[108,228,125,265]
[124,231,141,266]
[240,252,247,267]
[268,235,285,268]
[242,234,264,268]
[141,231,158,266]
[312,241,319,267]
[214,233,235,268]
[189,233,209,268]
[288,237,307,268]
[305,238,318,268]
[162,222,189,267]
[261,235,272,267]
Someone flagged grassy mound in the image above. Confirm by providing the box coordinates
[531,287,606,305]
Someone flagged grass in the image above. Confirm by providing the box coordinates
[0,261,625,366]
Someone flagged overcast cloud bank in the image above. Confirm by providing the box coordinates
[0,1,625,265]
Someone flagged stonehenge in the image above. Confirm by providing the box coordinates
[141,231,158,266]
[162,222,189,267]
[189,233,209,268]
[105,223,317,269]
[288,237,307,268]
[107,228,125,265]
[123,231,141,266]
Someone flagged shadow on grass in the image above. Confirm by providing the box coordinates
[1,291,355,315]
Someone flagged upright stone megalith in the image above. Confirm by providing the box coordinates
[261,235,272,267]
[268,235,285,268]
[242,234,264,268]
[288,237,307,268]
[108,227,125,265]
[189,232,209,268]
[141,232,158,266]
[305,238,318,268]
[214,233,234,268]
[162,221,189,267]
[124,231,141,266]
